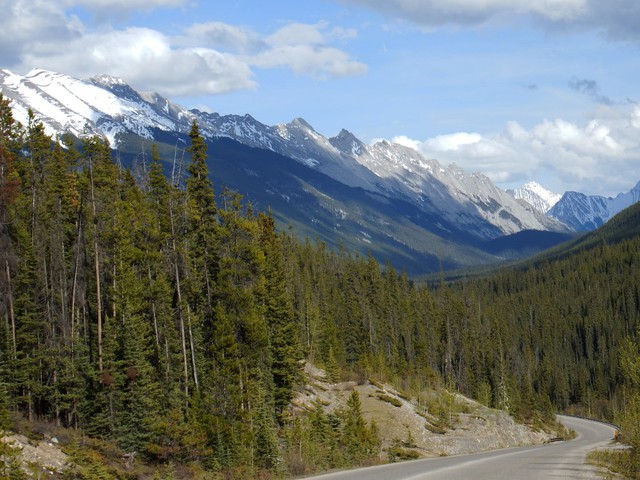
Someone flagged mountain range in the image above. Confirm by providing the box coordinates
[508,180,640,231]
[2,68,638,273]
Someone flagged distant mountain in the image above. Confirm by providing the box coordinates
[507,181,561,214]
[528,199,640,267]
[1,68,573,273]
[547,181,640,231]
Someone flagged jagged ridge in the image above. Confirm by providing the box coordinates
[1,67,570,247]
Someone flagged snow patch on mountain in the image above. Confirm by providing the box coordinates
[548,181,640,231]
[547,192,609,231]
[1,69,183,145]
[352,140,565,237]
[507,182,562,214]
[0,67,575,239]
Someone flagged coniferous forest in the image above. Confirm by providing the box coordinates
[2,92,640,478]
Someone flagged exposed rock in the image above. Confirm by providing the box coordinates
[1,431,68,477]
[293,363,553,460]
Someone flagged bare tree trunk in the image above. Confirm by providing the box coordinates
[27,386,33,422]
[70,217,82,354]
[89,160,104,373]
[43,255,54,340]
[174,256,189,401]
[148,266,160,350]
[94,235,103,372]
[170,202,190,403]
[5,257,16,359]
[186,303,199,392]
[112,263,117,322]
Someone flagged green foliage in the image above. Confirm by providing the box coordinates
[4,108,640,476]
[387,445,420,462]
[0,433,27,480]
[339,391,380,464]
[376,394,402,407]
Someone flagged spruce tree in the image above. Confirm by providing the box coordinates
[259,212,301,419]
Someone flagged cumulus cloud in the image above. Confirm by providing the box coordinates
[392,105,640,196]
[251,22,366,77]
[334,0,640,40]
[1,1,366,96]
[182,22,263,54]
[0,0,83,65]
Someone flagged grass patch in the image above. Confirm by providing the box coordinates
[370,380,384,390]
[587,448,637,479]
[377,394,402,408]
[387,447,421,462]
[424,422,447,435]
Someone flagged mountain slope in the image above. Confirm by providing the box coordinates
[119,131,503,273]
[548,181,640,231]
[542,200,640,262]
[2,67,573,273]
[507,181,561,214]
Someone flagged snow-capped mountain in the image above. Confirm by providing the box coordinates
[1,67,567,242]
[507,181,562,214]
[548,181,640,231]
[2,66,577,271]
[345,140,563,237]
[1,68,190,144]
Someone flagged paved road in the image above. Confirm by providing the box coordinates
[307,415,614,479]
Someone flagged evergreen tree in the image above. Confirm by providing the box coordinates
[340,390,378,464]
[259,212,301,419]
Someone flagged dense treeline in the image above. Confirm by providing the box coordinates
[2,91,640,477]
[0,96,304,475]
[0,95,387,477]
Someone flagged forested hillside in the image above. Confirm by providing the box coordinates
[2,92,640,478]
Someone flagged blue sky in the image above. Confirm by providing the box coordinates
[2,0,640,196]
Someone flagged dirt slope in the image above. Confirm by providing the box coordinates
[293,363,553,459]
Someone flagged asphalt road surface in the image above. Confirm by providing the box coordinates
[307,415,615,480]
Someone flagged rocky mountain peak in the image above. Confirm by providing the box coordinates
[507,181,562,214]
[329,128,365,156]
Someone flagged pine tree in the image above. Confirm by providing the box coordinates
[252,385,280,469]
[186,120,217,313]
[259,212,301,420]
[0,94,22,370]
[340,390,378,464]
[81,135,118,374]
[110,172,161,452]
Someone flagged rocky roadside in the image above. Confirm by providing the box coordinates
[0,363,556,478]
[293,363,554,460]
[1,431,68,478]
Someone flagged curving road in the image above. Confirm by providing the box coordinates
[307,415,614,480]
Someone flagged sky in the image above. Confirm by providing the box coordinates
[2,0,640,197]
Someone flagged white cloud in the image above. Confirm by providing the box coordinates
[391,135,421,150]
[182,22,262,53]
[423,132,483,152]
[265,21,358,47]
[17,27,257,96]
[0,0,83,64]
[394,105,640,196]
[251,44,366,77]
[1,1,366,97]
[254,22,366,77]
